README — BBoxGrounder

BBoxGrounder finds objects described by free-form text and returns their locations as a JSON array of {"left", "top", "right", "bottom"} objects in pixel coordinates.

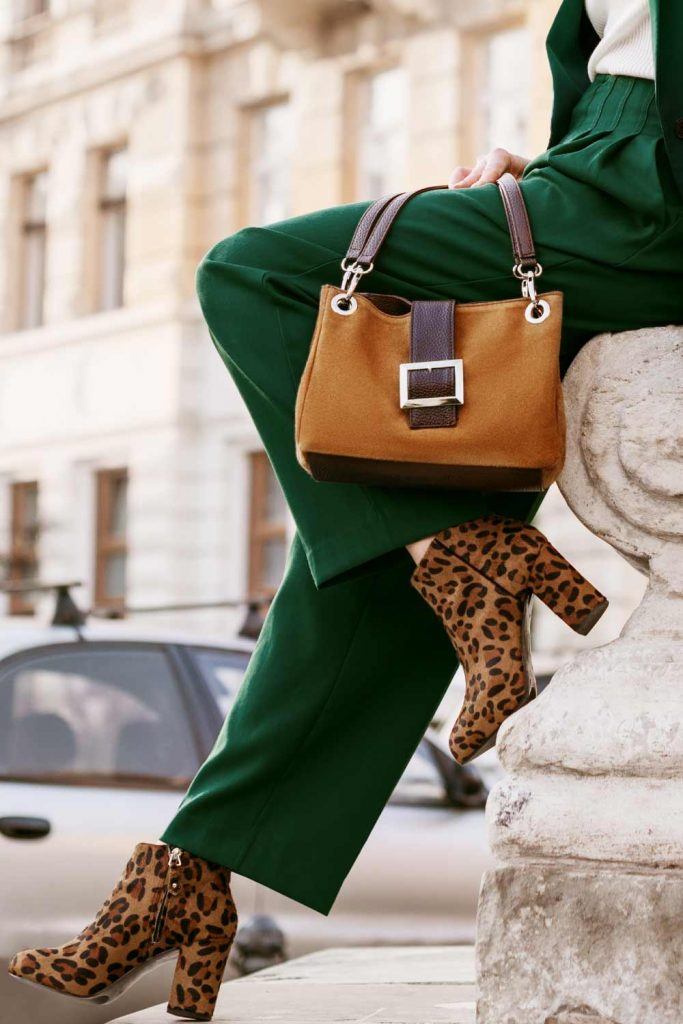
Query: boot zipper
[{"left": 152, "top": 847, "right": 182, "bottom": 943}]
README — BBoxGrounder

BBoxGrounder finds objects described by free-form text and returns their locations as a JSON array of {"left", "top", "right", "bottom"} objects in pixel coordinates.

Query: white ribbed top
[{"left": 585, "top": 0, "right": 655, "bottom": 82}]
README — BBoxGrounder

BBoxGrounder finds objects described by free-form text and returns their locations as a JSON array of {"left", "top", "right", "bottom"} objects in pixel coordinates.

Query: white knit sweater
[{"left": 585, "top": 0, "right": 654, "bottom": 81}]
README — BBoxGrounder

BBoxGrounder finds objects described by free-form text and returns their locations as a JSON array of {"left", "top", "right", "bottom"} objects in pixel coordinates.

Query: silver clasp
[
  {"left": 399, "top": 359, "right": 464, "bottom": 410},
  {"left": 513, "top": 261, "right": 550, "bottom": 324},
  {"left": 331, "top": 258, "right": 374, "bottom": 315}
]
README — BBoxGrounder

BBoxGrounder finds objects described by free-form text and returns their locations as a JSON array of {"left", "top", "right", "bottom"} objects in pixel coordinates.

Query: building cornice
[
  {"left": 0, "top": 0, "right": 277, "bottom": 124},
  {"left": 0, "top": 0, "right": 457, "bottom": 122},
  {"left": 0, "top": 300, "right": 204, "bottom": 360},
  {"left": 0, "top": 31, "right": 208, "bottom": 124}
]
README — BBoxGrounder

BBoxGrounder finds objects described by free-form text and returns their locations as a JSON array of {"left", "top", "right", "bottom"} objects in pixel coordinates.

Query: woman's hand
[{"left": 449, "top": 148, "right": 530, "bottom": 189}]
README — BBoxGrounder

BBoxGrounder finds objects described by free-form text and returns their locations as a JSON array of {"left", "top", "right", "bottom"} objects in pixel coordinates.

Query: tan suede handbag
[{"left": 295, "top": 174, "right": 565, "bottom": 491}]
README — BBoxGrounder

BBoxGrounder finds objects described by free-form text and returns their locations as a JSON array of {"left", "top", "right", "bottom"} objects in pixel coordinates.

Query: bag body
[
  {"left": 296, "top": 286, "right": 564, "bottom": 491},
  {"left": 295, "top": 174, "right": 566, "bottom": 492}
]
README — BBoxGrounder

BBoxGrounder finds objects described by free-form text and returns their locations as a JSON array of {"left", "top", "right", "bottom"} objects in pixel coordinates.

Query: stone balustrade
[{"left": 476, "top": 326, "right": 683, "bottom": 1024}]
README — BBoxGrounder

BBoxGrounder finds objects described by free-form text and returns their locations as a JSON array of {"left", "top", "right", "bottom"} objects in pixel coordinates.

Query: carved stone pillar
[{"left": 476, "top": 327, "right": 683, "bottom": 1024}]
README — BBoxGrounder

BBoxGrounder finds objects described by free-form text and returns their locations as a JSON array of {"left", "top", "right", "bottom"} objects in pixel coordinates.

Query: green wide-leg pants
[{"left": 162, "top": 76, "right": 683, "bottom": 913}]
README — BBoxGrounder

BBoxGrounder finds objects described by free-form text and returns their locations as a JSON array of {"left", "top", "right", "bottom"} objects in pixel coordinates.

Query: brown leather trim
[
  {"left": 306, "top": 453, "right": 545, "bottom": 491},
  {"left": 346, "top": 192, "right": 402, "bottom": 262},
  {"left": 496, "top": 173, "right": 536, "bottom": 266},
  {"left": 343, "top": 176, "right": 538, "bottom": 286},
  {"left": 348, "top": 186, "right": 446, "bottom": 266},
  {"left": 408, "top": 300, "right": 458, "bottom": 430}
]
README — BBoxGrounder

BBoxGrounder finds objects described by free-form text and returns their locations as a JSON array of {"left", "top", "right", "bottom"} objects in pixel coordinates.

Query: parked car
[{"left": 0, "top": 614, "right": 493, "bottom": 1024}]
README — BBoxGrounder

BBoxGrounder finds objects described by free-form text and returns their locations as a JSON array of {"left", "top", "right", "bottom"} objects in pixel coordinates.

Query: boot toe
[{"left": 8, "top": 948, "right": 42, "bottom": 979}]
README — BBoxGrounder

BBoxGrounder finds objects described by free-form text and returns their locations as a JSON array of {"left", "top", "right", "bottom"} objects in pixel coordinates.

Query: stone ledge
[
  {"left": 477, "top": 865, "right": 683, "bottom": 1024},
  {"left": 108, "top": 946, "right": 476, "bottom": 1024}
]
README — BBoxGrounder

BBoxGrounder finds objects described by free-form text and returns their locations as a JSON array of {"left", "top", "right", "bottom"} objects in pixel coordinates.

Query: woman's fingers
[
  {"left": 449, "top": 149, "right": 531, "bottom": 189},
  {"left": 507, "top": 153, "right": 530, "bottom": 179},
  {"left": 473, "top": 148, "right": 513, "bottom": 186},
  {"left": 449, "top": 156, "right": 487, "bottom": 190},
  {"left": 448, "top": 165, "right": 472, "bottom": 188}
]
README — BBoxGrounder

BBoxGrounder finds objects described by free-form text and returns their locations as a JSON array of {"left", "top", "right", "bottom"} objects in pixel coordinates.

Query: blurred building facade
[{"left": 0, "top": 0, "right": 644, "bottom": 649}]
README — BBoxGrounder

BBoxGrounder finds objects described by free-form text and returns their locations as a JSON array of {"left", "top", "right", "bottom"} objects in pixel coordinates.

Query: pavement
[{"left": 108, "top": 945, "right": 477, "bottom": 1024}]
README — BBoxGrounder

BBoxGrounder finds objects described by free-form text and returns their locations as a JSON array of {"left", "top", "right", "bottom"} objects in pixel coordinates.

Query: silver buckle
[{"left": 399, "top": 359, "right": 464, "bottom": 410}]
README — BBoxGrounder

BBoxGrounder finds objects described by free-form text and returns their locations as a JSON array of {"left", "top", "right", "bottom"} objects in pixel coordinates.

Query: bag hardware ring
[{"left": 331, "top": 259, "right": 374, "bottom": 315}]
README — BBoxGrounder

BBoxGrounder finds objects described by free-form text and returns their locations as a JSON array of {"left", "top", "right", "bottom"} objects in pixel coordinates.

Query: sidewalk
[{"left": 108, "top": 946, "right": 477, "bottom": 1024}]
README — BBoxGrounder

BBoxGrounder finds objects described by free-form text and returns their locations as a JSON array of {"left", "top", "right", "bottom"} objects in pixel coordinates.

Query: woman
[{"left": 10, "top": 1, "right": 683, "bottom": 1020}]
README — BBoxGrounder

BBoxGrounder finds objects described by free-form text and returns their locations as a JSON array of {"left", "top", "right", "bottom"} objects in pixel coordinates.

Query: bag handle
[
  {"left": 333, "top": 173, "right": 548, "bottom": 324},
  {"left": 345, "top": 191, "right": 403, "bottom": 262},
  {"left": 497, "top": 172, "right": 538, "bottom": 269},
  {"left": 345, "top": 185, "right": 446, "bottom": 265}
]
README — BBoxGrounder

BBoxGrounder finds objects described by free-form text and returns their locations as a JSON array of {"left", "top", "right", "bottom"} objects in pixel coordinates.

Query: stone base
[{"left": 476, "top": 865, "right": 683, "bottom": 1024}]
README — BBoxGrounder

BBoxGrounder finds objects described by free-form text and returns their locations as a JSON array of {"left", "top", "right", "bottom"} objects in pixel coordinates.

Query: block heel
[
  {"left": 529, "top": 537, "right": 608, "bottom": 635},
  {"left": 411, "top": 513, "right": 610, "bottom": 764},
  {"left": 167, "top": 944, "right": 230, "bottom": 1022},
  {"left": 9, "top": 844, "right": 237, "bottom": 1023}
]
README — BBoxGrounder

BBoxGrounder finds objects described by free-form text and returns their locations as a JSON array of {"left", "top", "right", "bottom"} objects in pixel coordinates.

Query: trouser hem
[
  {"left": 159, "top": 824, "right": 336, "bottom": 916},
  {"left": 308, "top": 489, "right": 547, "bottom": 588}
]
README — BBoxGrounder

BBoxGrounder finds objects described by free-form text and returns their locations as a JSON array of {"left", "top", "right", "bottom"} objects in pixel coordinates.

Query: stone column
[{"left": 476, "top": 327, "right": 683, "bottom": 1024}]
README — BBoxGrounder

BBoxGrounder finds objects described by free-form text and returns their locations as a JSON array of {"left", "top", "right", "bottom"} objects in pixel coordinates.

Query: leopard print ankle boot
[
  {"left": 9, "top": 843, "right": 237, "bottom": 1022},
  {"left": 411, "top": 513, "right": 608, "bottom": 765}
]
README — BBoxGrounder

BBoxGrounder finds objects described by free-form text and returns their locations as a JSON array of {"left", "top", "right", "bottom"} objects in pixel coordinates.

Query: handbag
[{"left": 295, "top": 173, "right": 565, "bottom": 491}]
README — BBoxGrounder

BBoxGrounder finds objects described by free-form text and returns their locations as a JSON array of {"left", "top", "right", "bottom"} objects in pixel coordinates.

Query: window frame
[
  {"left": 240, "top": 96, "right": 294, "bottom": 226},
  {"left": 182, "top": 644, "right": 250, "bottom": 724},
  {"left": 95, "top": 144, "right": 128, "bottom": 312},
  {"left": 17, "top": 169, "right": 48, "bottom": 330},
  {"left": 247, "top": 451, "right": 288, "bottom": 599},
  {"left": 93, "top": 467, "right": 128, "bottom": 615},
  {"left": 0, "top": 640, "right": 213, "bottom": 789},
  {"left": 13, "top": 0, "right": 49, "bottom": 24},
  {"left": 92, "top": 0, "right": 129, "bottom": 33},
  {"left": 460, "top": 17, "right": 532, "bottom": 167},
  {"left": 344, "top": 64, "right": 409, "bottom": 201},
  {"left": 8, "top": 481, "right": 39, "bottom": 617}
]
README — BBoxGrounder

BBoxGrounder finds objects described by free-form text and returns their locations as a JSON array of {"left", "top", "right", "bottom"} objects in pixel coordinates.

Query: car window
[
  {"left": 190, "top": 648, "right": 248, "bottom": 718},
  {"left": 390, "top": 740, "right": 448, "bottom": 808},
  {"left": 0, "top": 645, "right": 200, "bottom": 787}
]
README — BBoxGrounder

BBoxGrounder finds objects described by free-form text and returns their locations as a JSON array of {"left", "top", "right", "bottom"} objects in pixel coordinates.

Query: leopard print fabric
[
  {"left": 9, "top": 843, "right": 237, "bottom": 1023},
  {"left": 411, "top": 513, "right": 608, "bottom": 764},
  {"left": 164, "top": 852, "right": 237, "bottom": 1021}
]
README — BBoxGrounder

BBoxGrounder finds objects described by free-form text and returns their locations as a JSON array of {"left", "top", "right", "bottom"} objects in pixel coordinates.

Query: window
[
  {"left": 93, "top": 0, "right": 129, "bottom": 32},
  {"left": 14, "top": 0, "right": 48, "bottom": 21},
  {"left": 190, "top": 648, "right": 249, "bottom": 718},
  {"left": 8, "top": 482, "right": 39, "bottom": 616},
  {"left": 248, "top": 452, "right": 287, "bottom": 597},
  {"left": 19, "top": 170, "right": 48, "bottom": 329},
  {"left": 94, "top": 468, "right": 128, "bottom": 614},
  {"left": 477, "top": 26, "right": 531, "bottom": 157},
  {"left": 355, "top": 67, "right": 408, "bottom": 198},
  {"left": 0, "top": 645, "right": 200, "bottom": 785},
  {"left": 97, "top": 147, "right": 127, "bottom": 310},
  {"left": 247, "top": 102, "right": 293, "bottom": 225}
]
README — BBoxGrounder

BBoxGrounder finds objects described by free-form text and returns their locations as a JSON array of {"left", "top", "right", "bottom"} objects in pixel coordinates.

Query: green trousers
[{"left": 162, "top": 76, "right": 683, "bottom": 913}]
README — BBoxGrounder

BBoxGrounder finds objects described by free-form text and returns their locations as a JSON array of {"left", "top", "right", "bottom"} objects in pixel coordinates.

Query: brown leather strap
[
  {"left": 353, "top": 186, "right": 446, "bottom": 266},
  {"left": 408, "top": 301, "right": 457, "bottom": 430},
  {"left": 346, "top": 192, "right": 402, "bottom": 263},
  {"left": 496, "top": 172, "right": 537, "bottom": 267},
  {"left": 342, "top": 174, "right": 538, "bottom": 274}
]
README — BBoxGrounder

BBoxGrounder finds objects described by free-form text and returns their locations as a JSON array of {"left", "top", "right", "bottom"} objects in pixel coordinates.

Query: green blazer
[{"left": 547, "top": 0, "right": 683, "bottom": 198}]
